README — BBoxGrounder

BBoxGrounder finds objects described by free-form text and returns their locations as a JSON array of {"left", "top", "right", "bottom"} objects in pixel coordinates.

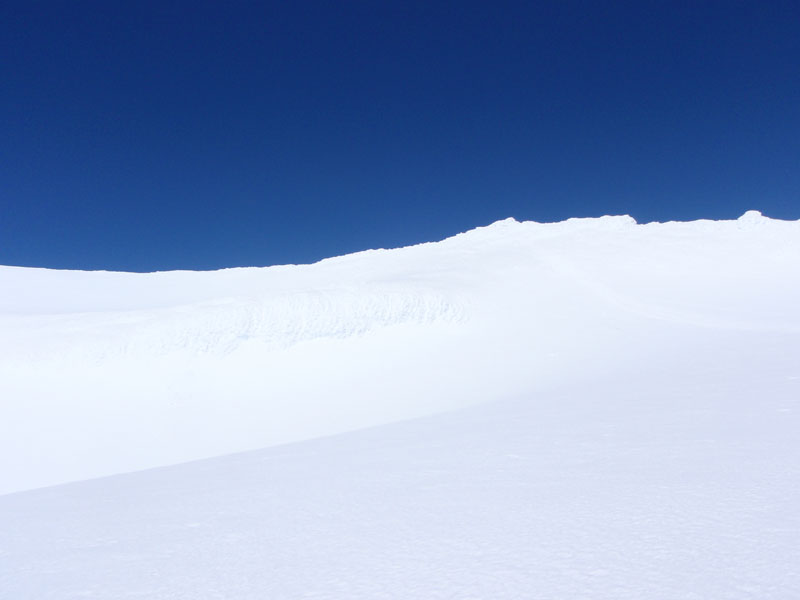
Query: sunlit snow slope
[
  {"left": 1, "top": 213, "right": 800, "bottom": 597},
  {"left": 1, "top": 212, "right": 799, "bottom": 496}
]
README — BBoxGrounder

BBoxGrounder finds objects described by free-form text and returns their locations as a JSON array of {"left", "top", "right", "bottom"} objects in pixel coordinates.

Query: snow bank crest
[{"left": 737, "top": 210, "right": 766, "bottom": 228}]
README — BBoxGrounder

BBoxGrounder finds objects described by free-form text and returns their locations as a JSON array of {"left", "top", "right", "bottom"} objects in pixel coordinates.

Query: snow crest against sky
[
  {"left": 1, "top": 212, "right": 799, "bottom": 495},
  {"left": 1, "top": 1, "right": 799, "bottom": 271}
]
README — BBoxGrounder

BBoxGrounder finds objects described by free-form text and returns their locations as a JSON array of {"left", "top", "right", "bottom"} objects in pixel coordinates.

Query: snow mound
[{"left": 739, "top": 209, "right": 764, "bottom": 221}]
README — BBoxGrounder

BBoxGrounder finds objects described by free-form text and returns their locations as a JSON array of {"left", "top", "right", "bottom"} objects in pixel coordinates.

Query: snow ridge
[{"left": 1, "top": 211, "right": 799, "bottom": 495}]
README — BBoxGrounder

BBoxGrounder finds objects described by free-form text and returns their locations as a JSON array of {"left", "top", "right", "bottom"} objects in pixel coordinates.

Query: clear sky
[{"left": 2, "top": 1, "right": 798, "bottom": 271}]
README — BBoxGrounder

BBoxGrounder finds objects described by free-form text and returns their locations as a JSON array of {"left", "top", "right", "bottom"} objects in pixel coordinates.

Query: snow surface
[{"left": 1, "top": 212, "right": 799, "bottom": 598}]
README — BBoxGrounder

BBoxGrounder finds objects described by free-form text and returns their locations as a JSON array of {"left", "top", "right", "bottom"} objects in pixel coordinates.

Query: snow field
[{"left": 1, "top": 212, "right": 799, "bottom": 598}]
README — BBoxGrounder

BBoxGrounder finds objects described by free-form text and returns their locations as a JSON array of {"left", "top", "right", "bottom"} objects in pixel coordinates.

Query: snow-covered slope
[
  {"left": 1, "top": 212, "right": 798, "bottom": 495},
  {"left": 2, "top": 331, "right": 798, "bottom": 599},
  {"left": 1, "top": 212, "right": 799, "bottom": 598}
]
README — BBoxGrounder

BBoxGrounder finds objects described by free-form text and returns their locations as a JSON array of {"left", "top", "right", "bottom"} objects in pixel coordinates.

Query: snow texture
[{"left": 1, "top": 212, "right": 799, "bottom": 598}]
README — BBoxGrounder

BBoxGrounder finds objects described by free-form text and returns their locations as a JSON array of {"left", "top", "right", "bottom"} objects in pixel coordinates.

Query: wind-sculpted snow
[{"left": 2, "top": 288, "right": 464, "bottom": 361}]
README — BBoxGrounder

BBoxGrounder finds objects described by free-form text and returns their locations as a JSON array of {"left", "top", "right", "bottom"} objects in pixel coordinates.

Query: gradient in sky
[{"left": 2, "top": 1, "right": 799, "bottom": 271}]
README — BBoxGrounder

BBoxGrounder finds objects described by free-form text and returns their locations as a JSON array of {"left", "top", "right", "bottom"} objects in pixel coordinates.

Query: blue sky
[{"left": 2, "top": 1, "right": 798, "bottom": 271}]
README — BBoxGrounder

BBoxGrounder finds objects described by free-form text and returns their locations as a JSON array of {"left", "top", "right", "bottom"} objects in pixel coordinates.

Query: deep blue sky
[{"left": 2, "top": 1, "right": 799, "bottom": 271}]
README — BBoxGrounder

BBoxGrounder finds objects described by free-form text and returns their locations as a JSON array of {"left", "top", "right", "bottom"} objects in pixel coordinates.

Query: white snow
[{"left": 1, "top": 213, "right": 799, "bottom": 598}]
